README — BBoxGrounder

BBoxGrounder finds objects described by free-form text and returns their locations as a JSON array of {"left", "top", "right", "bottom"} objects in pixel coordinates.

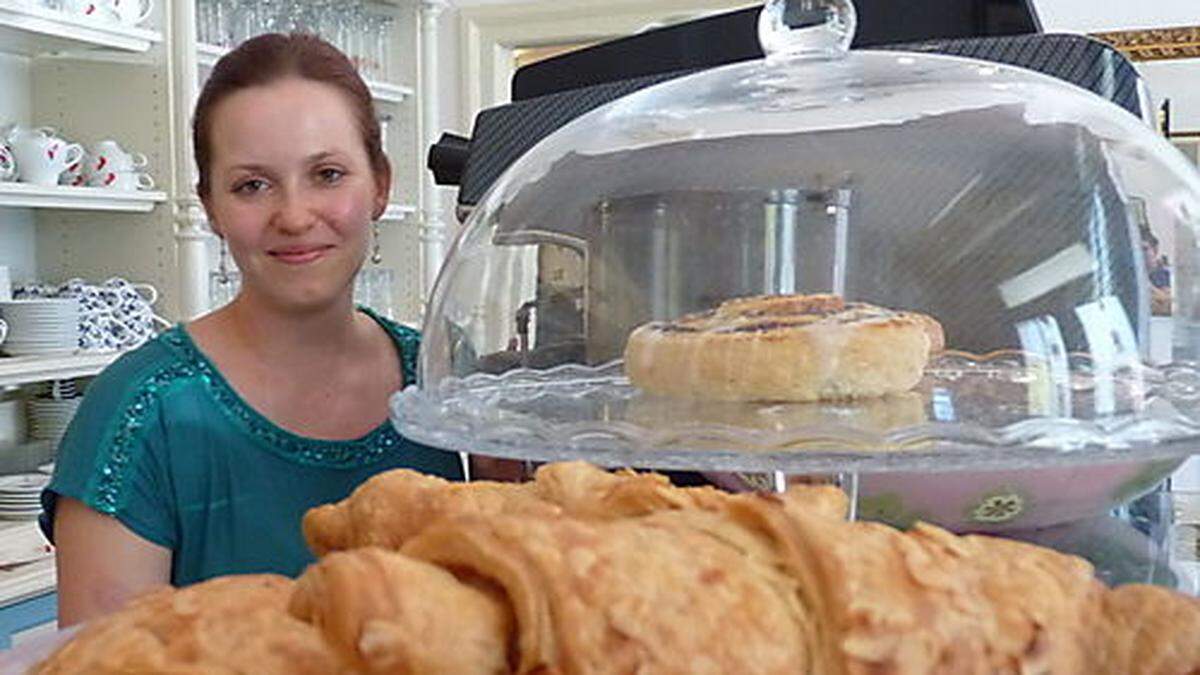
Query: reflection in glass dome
[{"left": 399, "top": 0, "right": 1200, "bottom": 474}]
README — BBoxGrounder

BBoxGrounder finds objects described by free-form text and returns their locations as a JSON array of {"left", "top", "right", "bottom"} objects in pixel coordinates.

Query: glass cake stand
[
  {"left": 393, "top": 351, "right": 1200, "bottom": 473},
  {"left": 392, "top": 355, "right": 1200, "bottom": 596}
]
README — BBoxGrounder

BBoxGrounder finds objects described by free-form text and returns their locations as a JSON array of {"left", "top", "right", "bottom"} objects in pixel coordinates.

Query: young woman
[{"left": 40, "top": 33, "right": 465, "bottom": 626}]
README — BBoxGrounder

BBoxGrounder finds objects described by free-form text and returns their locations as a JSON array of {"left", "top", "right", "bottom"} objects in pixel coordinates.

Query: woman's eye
[
  {"left": 234, "top": 179, "right": 267, "bottom": 194},
  {"left": 318, "top": 167, "right": 345, "bottom": 184}
]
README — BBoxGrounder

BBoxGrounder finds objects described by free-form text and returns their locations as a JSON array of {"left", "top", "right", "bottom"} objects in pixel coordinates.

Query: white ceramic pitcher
[{"left": 11, "top": 133, "right": 83, "bottom": 186}]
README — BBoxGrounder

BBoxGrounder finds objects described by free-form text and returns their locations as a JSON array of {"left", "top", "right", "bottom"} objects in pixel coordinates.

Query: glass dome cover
[{"left": 395, "top": 0, "right": 1200, "bottom": 473}]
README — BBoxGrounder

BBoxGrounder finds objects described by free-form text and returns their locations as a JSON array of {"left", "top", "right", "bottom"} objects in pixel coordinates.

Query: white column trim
[
  {"left": 168, "top": 0, "right": 208, "bottom": 320},
  {"left": 457, "top": 0, "right": 755, "bottom": 130},
  {"left": 419, "top": 0, "right": 452, "bottom": 318},
  {"left": 173, "top": 197, "right": 213, "bottom": 321}
]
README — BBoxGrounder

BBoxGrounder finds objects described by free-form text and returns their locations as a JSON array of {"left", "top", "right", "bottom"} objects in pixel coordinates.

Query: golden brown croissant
[
  {"left": 299, "top": 462, "right": 1200, "bottom": 675},
  {"left": 36, "top": 462, "right": 1200, "bottom": 675},
  {"left": 32, "top": 575, "right": 352, "bottom": 674},
  {"left": 303, "top": 460, "right": 782, "bottom": 557},
  {"left": 1086, "top": 583, "right": 1200, "bottom": 674},
  {"left": 302, "top": 468, "right": 560, "bottom": 557},
  {"left": 289, "top": 547, "right": 512, "bottom": 675},
  {"left": 398, "top": 510, "right": 814, "bottom": 674}
]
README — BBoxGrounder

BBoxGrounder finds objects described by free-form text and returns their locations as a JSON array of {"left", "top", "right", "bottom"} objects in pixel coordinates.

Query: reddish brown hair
[{"left": 192, "top": 33, "right": 388, "bottom": 198}]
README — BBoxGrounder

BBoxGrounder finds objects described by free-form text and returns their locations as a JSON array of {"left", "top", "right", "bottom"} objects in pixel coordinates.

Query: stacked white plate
[
  {"left": 27, "top": 398, "right": 81, "bottom": 446},
  {"left": 0, "top": 399, "right": 24, "bottom": 449},
  {"left": 0, "top": 473, "right": 49, "bottom": 520},
  {"left": 0, "top": 298, "right": 81, "bottom": 356}
]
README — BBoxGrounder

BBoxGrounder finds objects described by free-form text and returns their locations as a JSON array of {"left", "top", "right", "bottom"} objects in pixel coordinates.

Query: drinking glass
[
  {"left": 195, "top": 0, "right": 212, "bottom": 44},
  {"left": 212, "top": 0, "right": 233, "bottom": 48},
  {"left": 311, "top": 0, "right": 339, "bottom": 43},
  {"left": 344, "top": 1, "right": 367, "bottom": 74},
  {"left": 377, "top": 14, "right": 395, "bottom": 82},
  {"left": 208, "top": 270, "right": 241, "bottom": 309},
  {"left": 272, "top": 0, "right": 306, "bottom": 34},
  {"left": 370, "top": 267, "right": 395, "bottom": 319},
  {"left": 378, "top": 112, "right": 393, "bottom": 153},
  {"left": 362, "top": 12, "right": 384, "bottom": 81},
  {"left": 228, "top": 0, "right": 259, "bottom": 45},
  {"left": 354, "top": 267, "right": 395, "bottom": 318}
]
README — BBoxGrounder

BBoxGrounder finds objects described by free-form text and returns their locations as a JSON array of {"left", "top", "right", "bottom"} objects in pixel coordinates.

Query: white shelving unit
[
  {"left": 181, "top": 8, "right": 427, "bottom": 322},
  {"left": 1, "top": 2, "right": 431, "bottom": 326},
  {"left": 0, "top": 1, "right": 429, "bottom": 321},
  {"left": 0, "top": 352, "right": 122, "bottom": 389},
  {"left": 192, "top": 40, "right": 223, "bottom": 66},
  {"left": 368, "top": 80, "right": 415, "bottom": 104},
  {"left": 195, "top": 42, "right": 415, "bottom": 104},
  {"left": 382, "top": 202, "right": 418, "bottom": 221},
  {"left": 0, "top": 0, "right": 432, "bottom": 623},
  {"left": 0, "top": 183, "right": 166, "bottom": 212},
  {"left": 0, "top": 0, "right": 161, "bottom": 55},
  {"left": 0, "top": 524, "right": 54, "bottom": 608}
]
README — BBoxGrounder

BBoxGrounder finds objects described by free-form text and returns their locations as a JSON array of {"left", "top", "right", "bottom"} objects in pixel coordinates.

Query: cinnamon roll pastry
[{"left": 624, "top": 293, "right": 944, "bottom": 401}]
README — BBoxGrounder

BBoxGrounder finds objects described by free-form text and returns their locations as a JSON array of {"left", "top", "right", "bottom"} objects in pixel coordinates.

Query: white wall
[
  {"left": 431, "top": 0, "right": 751, "bottom": 227},
  {"left": 1032, "top": 0, "right": 1199, "bottom": 33},
  {"left": 1140, "top": 60, "right": 1200, "bottom": 134},
  {"left": 1031, "top": 0, "right": 1200, "bottom": 133}
]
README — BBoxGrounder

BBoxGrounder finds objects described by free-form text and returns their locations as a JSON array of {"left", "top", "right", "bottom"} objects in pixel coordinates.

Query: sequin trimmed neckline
[{"left": 157, "top": 314, "right": 408, "bottom": 469}]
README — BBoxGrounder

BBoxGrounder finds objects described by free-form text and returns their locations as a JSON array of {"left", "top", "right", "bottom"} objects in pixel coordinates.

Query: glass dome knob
[{"left": 757, "top": 0, "right": 857, "bottom": 59}]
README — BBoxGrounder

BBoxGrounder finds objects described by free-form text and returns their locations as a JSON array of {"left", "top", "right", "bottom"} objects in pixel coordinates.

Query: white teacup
[
  {"left": 129, "top": 281, "right": 158, "bottom": 306},
  {"left": 90, "top": 169, "right": 154, "bottom": 191},
  {"left": 3, "top": 124, "right": 55, "bottom": 146},
  {"left": 11, "top": 134, "right": 83, "bottom": 186},
  {"left": 61, "top": 153, "right": 88, "bottom": 186},
  {"left": 90, "top": 139, "right": 127, "bottom": 157},
  {"left": 0, "top": 145, "right": 15, "bottom": 182},
  {"left": 109, "top": 0, "right": 152, "bottom": 26},
  {"left": 89, "top": 141, "right": 148, "bottom": 173},
  {"left": 62, "top": 0, "right": 119, "bottom": 22}
]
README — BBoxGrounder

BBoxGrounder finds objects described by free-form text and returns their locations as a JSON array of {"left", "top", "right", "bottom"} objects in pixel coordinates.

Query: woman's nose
[{"left": 270, "top": 192, "right": 316, "bottom": 234}]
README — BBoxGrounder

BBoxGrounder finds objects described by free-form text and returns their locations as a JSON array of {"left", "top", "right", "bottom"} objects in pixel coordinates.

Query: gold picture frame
[
  {"left": 1090, "top": 25, "right": 1200, "bottom": 138},
  {"left": 1090, "top": 25, "right": 1200, "bottom": 62}
]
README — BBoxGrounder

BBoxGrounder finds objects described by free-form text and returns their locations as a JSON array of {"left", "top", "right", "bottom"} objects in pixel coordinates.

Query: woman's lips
[{"left": 268, "top": 245, "right": 333, "bottom": 265}]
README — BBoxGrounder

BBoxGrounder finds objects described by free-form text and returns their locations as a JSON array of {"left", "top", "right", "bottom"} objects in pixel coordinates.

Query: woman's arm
[
  {"left": 53, "top": 497, "right": 172, "bottom": 627},
  {"left": 468, "top": 455, "right": 530, "bottom": 483}
]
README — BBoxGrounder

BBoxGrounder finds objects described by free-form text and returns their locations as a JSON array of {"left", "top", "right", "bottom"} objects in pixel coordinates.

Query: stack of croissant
[{"left": 34, "top": 462, "right": 1200, "bottom": 674}]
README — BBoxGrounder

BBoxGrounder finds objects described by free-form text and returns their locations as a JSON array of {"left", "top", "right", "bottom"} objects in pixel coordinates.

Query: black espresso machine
[{"left": 427, "top": 0, "right": 1155, "bottom": 375}]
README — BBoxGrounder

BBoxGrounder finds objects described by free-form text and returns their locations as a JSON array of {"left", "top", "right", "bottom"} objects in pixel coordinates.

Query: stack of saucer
[
  {"left": 0, "top": 473, "right": 49, "bottom": 520},
  {"left": 27, "top": 397, "right": 81, "bottom": 446},
  {"left": 0, "top": 299, "right": 80, "bottom": 356},
  {"left": 0, "top": 398, "right": 23, "bottom": 449}
]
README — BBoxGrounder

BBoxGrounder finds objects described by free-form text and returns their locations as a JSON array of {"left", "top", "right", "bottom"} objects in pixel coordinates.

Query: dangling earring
[
  {"left": 370, "top": 220, "right": 383, "bottom": 265},
  {"left": 217, "top": 237, "right": 230, "bottom": 284}
]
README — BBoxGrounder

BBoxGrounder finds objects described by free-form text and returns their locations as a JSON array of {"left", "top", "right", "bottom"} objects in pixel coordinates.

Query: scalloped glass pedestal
[
  {"left": 393, "top": 351, "right": 1200, "bottom": 531},
  {"left": 394, "top": 351, "right": 1200, "bottom": 474}
]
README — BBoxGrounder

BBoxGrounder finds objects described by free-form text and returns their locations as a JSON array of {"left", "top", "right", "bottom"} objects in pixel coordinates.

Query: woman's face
[{"left": 202, "top": 77, "right": 388, "bottom": 312}]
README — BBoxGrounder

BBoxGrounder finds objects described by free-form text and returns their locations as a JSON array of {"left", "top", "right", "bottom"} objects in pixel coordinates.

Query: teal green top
[{"left": 39, "top": 310, "right": 463, "bottom": 586}]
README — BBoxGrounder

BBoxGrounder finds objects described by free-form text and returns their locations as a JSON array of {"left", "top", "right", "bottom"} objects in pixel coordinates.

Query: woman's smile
[{"left": 267, "top": 244, "right": 335, "bottom": 265}]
